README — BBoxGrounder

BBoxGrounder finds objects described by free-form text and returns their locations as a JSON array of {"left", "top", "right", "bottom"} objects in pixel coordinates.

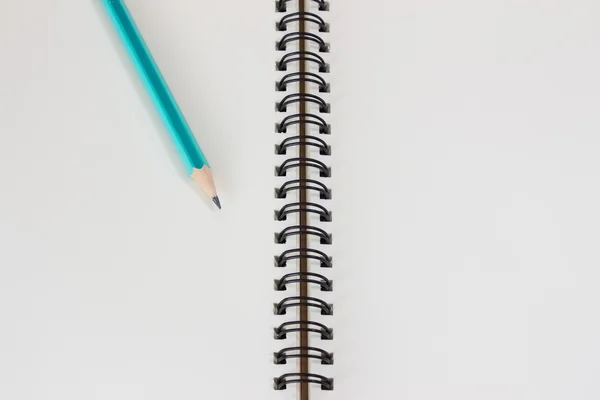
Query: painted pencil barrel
[{"left": 101, "top": 0, "right": 209, "bottom": 174}]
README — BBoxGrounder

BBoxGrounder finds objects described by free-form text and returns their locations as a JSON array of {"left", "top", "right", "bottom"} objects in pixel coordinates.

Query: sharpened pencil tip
[{"left": 212, "top": 196, "right": 222, "bottom": 210}]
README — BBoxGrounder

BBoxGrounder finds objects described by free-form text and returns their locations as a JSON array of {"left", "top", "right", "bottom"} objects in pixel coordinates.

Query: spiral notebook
[{"left": 2, "top": 0, "right": 600, "bottom": 399}]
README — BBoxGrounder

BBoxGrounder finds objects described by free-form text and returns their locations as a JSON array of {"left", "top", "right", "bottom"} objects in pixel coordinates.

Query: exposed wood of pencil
[
  {"left": 191, "top": 166, "right": 220, "bottom": 208},
  {"left": 298, "top": 0, "right": 309, "bottom": 398}
]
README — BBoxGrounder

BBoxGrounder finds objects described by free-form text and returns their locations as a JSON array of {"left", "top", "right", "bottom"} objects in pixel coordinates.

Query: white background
[
  {"left": 327, "top": 0, "right": 600, "bottom": 399},
  {"left": 0, "top": 1, "right": 280, "bottom": 399},
  {"left": 2, "top": 0, "right": 600, "bottom": 399}
]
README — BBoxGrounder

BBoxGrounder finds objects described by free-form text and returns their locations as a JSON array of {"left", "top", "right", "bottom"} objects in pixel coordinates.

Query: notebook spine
[{"left": 274, "top": 0, "right": 333, "bottom": 395}]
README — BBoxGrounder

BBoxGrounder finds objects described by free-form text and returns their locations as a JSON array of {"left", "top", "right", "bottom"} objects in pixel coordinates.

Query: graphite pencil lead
[{"left": 212, "top": 196, "right": 222, "bottom": 210}]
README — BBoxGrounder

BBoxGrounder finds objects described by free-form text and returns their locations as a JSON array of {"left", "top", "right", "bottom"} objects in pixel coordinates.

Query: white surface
[
  {"left": 0, "top": 1, "right": 280, "bottom": 399},
  {"left": 2, "top": 0, "right": 600, "bottom": 399},
  {"left": 321, "top": 0, "right": 600, "bottom": 399}
]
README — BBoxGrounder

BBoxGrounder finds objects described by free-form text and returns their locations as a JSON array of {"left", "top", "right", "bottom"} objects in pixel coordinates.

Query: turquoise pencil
[{"left": 100, "top": 0, "right": 221, "bottom": 209}]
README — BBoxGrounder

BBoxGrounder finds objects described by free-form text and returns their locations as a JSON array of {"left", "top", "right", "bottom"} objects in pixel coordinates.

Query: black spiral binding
[{"left": 274, "top": 0, "right": 333, "bottom": 394}]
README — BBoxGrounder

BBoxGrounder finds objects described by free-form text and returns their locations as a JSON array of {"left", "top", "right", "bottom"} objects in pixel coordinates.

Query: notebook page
[
  {"left": 0, "top": 1, "right": 279, "bottom": 399},
  {"left": 320, "top": 1, "right": 600, "bottom": 399}
]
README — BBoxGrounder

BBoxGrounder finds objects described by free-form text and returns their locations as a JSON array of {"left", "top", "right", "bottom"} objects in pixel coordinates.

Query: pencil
[{"left": 100, "top": 0, "right": 221, "bottom": 209}]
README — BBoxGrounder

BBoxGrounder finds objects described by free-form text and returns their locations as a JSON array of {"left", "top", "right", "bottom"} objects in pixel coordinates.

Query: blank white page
[
  {"left": 322, "top": 0, "right": 600, "bottom": 399},
  {"left": 0, "top": 1, "right": 279, "bottom": 399}
]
